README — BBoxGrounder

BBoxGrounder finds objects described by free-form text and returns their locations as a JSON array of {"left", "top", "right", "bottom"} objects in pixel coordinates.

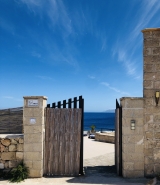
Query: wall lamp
[
  {"left": 130, "top": 120, "right": 136, "bottom": 130},
  {"left": 155, "top": 91, "right": 160, "bottom": 106}
]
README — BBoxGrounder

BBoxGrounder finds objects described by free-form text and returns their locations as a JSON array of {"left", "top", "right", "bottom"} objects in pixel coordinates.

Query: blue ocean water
[{"left": 84, "top": 112, "right": 115, "bottom": 131}]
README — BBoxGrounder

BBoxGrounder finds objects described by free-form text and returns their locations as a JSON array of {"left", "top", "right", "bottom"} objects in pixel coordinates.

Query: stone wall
[
  {"left": 0, "top": 135, "right": 23, "bottom": 170},
  {"left": 95, "top": 132, "right": 115, "bottom": 143},
  {"left": 142, "top": 28, "right": 160, "bottom": 177},
  {"left": 120, "top": 98, "right": 144, "bottom": 178}
]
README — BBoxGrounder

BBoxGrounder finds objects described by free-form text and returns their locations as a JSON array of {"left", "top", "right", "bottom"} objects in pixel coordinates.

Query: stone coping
[
  {"left": 120, "top": 97, "right": 143, "bottom": 100},
  {"left": 141, "top": 28, "right": 160, "bottom": 32},
  {"left": 0, "top": 134, "right": 23, "bottom": 139},
  {"left": 23, "top": 96, "right": 47, "bottom": 100}
]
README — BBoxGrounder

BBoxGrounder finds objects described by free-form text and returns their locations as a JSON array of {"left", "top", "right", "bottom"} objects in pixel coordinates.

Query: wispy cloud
[
  {"left": 32, "top": 51, "right": 41, "bottom": 58},
  {"left": 112, "top": 0, "right": 160, "bottom": 79},
  {"left": 88, "top": 75, "right": 95, "bottom": 79},
  {"left": 2, "top": 96, "right": 22, "bottom": 101},
  {"left": 101, "top": 82, "right": 130, "bottom": 96}
]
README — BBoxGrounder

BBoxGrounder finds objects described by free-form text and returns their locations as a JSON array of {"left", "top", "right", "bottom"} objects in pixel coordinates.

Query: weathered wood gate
[
  {"left": 115, "top": 99, "right": 122, "bottom": 176},
  {"left": 44, "top": 96, "right": 84, "bottom": 176}
]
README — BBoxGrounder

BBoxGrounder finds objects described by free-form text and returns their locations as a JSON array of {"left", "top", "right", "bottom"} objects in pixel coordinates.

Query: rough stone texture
[
  {"left": 9, "top": 144, "right": 17, "bottom": 152},
  {"left": 0, "top": 137, "right": 24, "bottom": 170},
  {"left": 143, "top": 29, "right": 160, "bottom": 177},
  {"left": 1, "top": 139, "right": 11, "bottom": 146},
  {"left": 120, "top": 98, "right": 144, "bottom": 178}
]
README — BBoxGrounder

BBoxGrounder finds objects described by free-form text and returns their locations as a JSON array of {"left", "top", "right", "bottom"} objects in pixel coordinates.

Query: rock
[
  {"left": 10, "top": 139, "right": 17, "bottom": 144},
  {"left": 1, "top": 139, "right": 11, "bottom": 146},
  {"left": 0, "top": 144, "right": 5, "bottom": 152},
  {"left": 9, "top": 144, "right": 17, "bottom": 152},
  {"left": 4, "top": 146, "right": 9, "bottom": 152},
  {"left": 16, "top": 152, "right": 23, "bottom": 160},
  {"left": 9, "top": 160, "right": 19, "bottom": 168},
  {"left": 17, "top": 144, "right": 23, "bottom": 151},
  {"left": 19, "top": 138, "right": 24, "bottom": 144},
  {"left": 1, "top": 152, "right": 16, "bottom": 160}
]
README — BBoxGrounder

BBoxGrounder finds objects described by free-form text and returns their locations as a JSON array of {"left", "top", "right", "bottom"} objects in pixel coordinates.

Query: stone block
[
  {"left": 123, "top": 153, "right": 143, "bottom": 162},
  {"left": 144, "top": 64, "right": 155, "bottom": 72},
  {"left": 29, "top": 169, "right": 43, "bottom": 178},
  {"left": 122, "top": 109, "right": 143, "bottom": 118},
  {"left": 9, "top": 161, "right": 19, "bottom": 168},
  {"left": 120, "top": 98, "right": 143, "bottom": 108},
  {"left": 154, "top": 114, "right": 160, "bottom": 122},
  {"left": 156, "top": 142, "right": 160, "bottom": 148},
  {"left": 146, "top": 115, "right": 153, "bottom": 124},
  {"left": 1, "top": 139, "right": 11, "bottom": 146},
  {"left": 16, "top": 152, "right": 23, "bottom": 160},
  {"left": 19, "top": 138, "right": 24, "bottom": 144},
  {"left": 145, "top": 131, "right": 153, "bottom": 139},
  {"left": 144, "top": 72, "right": 156, "bottom": 81},
  {"left": 144, "top": 89, "right": 155, "bottom": 98},
  {"left": 4, "top": 146, "right": 9, "bottom": 152},
  {"left": 144, "top": 98, "right": 154, "bottom": 106},
  {"left": 122, "top": 144, "right": 135, "bottom": 153},
  {"left": 145, "top": 156, "right": 154, "bottom": 165},
  {"left": 17, "top": 144, "right": 23, "bottom": 151},
  {"left": 24, "top": 143, "right": 42, "bottom": 152},
  {"left": 135, "top": 145, "right": 144, "bottom": 153},
  {"left": 144, "top": 148, "right": 153, "bottom": 156},
  {"left": 134, "top": 162, "right": 144, "bottom": 170},
  {"left": 24, "top": 152, "right": 42, "bottom": 161},
  {"left": 144, "top": 56, "right": 154, "bottom": 64},
  {"left": 153, "top": 31, "right": 160, "bottom": 38},
  {"left": 144, "top": 31, "right": 153, "bottom": 39},
  {"left": 123, "top": 162, "right": 134, "bottom": 170},
  {"left": 154, "top": 149, "right": 160, "bottom": 162},
  {"left": 10, "top": 139, "right": 17, "bottom": 144},
  {"left": 155, "top": 64, "right": 160, "bottom": 71},
  {"left": 0, "top": 144, "right": 5, "bottom": 152},
  {"left": 32, "top": 161, "right": 43, "bottom": 170},
  {"left": 144, "top": 81, "right": 153, "bottom": 89},
  {"left": 25, "top": 161, "right": 32, "bottom": 168},
  {"left": 145, "top": 140, "right": 156, "bottom": 149},
  {"left": 153, "top": 48, "right": 160, "bottom": 55},
  {"left": 154, "top": 81, "right": 160, "bottom": 89},
  {"left": 9, "top": 144, "right": 17, "bottom": 152},
  {"left": 24, "top": 125, "right": 43, "bottom": 134},
  {"left": 24, "top": 133, "right": 42, "bottom": 143},
  {"left": 144, "top": 48, "right": 152, "bottom": 56},
  {"left": 1, "top": 152, "right": 16, "bottom": 160},
  {"left": 23, "top": 108, "right": 44, "bottom": 117},
  {"left": 123, "top": 135, "right": 144, "bottom": 144},
  {"left": 155, "top": 132, "right": 160, "bottom": 139}
]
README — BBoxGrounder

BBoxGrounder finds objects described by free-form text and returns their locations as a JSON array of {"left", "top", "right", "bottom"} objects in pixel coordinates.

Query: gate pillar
[{"left": 23, "top": 96, "right": 47, "bottom": 177}]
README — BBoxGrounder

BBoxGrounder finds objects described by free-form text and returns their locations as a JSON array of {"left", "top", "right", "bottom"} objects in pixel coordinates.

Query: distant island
[{"left": 105, "top": 109, "right": 115, "bottom": 113}]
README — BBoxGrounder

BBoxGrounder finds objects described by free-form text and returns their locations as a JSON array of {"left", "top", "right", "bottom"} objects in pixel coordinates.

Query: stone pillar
[
  {"left": 120, "top": 98, "right": 144, "bottom": 178},
  {"left": 23, "top": 96, "right": 47, "bottom": 177},
  {"left": 142, "top": 28, "right": 160, "bottom": 177}
]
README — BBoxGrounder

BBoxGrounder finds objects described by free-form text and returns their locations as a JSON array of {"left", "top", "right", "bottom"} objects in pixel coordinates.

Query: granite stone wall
[
  {"left": 0, "top": 136, "right": 23, "bottom": 170},
  {"left": 142, "top": 28, "right": 160, "bottom": 177}
]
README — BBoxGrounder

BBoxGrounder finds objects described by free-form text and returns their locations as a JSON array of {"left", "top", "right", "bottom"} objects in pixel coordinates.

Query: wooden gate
[
  {"left": 115, "top": 99, "right": 122, "bottom": 176},
  {"left": 44, "top": 96, "right": 84, "bottom": 176}
]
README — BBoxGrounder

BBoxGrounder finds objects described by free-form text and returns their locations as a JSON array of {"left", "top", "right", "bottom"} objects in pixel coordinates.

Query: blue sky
[{"left": 0, "top": 0, "right": 160, "bottom": 111}]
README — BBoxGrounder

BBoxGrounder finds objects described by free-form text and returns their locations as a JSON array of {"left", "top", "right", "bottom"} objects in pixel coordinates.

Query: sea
[{"left": 84, "top": 112, "right": 115, "bottom": 132}]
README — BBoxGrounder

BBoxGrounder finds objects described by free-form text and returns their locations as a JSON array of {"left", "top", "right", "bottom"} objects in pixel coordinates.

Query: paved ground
[{"left": 0, "top": 136, "right": 151, "bottom": 185}]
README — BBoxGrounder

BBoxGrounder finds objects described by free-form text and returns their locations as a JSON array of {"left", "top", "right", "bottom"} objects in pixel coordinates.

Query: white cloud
[
  {"left": 101, "top": 82, "right": 130, "bottom": 96},
  {"left": 32, "top": 51, "right": 41, "bottom": 58}
]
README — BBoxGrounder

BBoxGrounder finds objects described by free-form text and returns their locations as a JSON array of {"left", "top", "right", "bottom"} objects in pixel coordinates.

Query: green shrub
[{"left": 9, "top": 162, "right": 29, "bottom": 183}]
